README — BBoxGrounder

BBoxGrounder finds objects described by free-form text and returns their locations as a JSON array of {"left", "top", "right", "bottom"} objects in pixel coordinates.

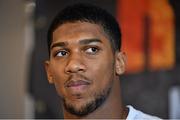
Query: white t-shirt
[{"left": 126, "top": 105, "right": 161, "bottom": 120}]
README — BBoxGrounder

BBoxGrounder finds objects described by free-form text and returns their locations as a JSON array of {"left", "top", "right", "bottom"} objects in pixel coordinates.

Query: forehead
[{"left": 52, "top": 22, "right": 110, "bottom": 44}]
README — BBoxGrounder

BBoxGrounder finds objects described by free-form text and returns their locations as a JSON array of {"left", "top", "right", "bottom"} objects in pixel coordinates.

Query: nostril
[
  {"left": 65, "top": 60, "right": 86, "bottom": 74},
  {"left": 65, "top": 66, "right": 85, "bottom": 73}
]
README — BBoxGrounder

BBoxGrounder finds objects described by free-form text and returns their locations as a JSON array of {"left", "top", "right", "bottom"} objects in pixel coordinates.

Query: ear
[
  {"left": 44, "top": 61, "right": 54, "bottom": 84},
  {"left": 115, "top": 52, "right": 127, "bottom": 75}
]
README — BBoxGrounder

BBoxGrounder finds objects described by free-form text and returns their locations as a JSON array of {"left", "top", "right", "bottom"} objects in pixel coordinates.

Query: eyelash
[
  {"left": 53, "top": 46, "right": 101, "bottom": 57},
  {"left": 54, "top": 49, "right": 69, "bottom": 57},
  {"left": 84, "top": 46, "right": 100, "bottom": 54}
]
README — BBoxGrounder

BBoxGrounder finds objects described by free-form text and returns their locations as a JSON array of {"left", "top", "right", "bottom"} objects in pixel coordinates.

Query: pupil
[
  {"left": 62, "top": 51, "right": 66, "bottom": 55},
  {"left": 92, "top": 48, "right": 96, "bottom": 52}
]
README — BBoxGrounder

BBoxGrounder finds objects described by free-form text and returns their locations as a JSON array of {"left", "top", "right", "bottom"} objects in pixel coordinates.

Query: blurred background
[{"left": 0, "top": 0, "right": 180, "bottom": 119}]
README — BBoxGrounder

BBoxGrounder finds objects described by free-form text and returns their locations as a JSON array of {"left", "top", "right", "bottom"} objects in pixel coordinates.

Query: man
[{"left": 45, "top": 3, "right": 160, "bottom": 119}]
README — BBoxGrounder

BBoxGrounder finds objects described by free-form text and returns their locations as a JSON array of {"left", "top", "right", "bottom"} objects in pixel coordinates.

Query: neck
[{"left": 63, "top": 77, "right": 128, "bottom": 119}]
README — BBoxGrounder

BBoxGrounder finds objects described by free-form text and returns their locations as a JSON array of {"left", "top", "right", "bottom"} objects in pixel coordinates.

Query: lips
[
  {"left": 65, "top": 78, "right": 92, "bottom": 94},
  {"left": 66, "top": 80, "right": 91, "bottom": 87}
]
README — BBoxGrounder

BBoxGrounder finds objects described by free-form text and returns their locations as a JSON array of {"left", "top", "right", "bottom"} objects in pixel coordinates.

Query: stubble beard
[{"left": 62, "top": 80, "right": 113, "bottom": 117}]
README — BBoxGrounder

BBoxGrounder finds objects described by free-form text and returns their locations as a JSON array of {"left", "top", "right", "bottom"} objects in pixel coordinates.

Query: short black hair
[{"left": 47, "top": 3, "right": 121, "bottom": 55}]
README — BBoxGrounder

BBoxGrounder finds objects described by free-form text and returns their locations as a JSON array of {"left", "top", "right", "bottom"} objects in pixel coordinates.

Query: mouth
[
  {"left": 65, "top": 79, "right": 91, "bottom": 94},
  {"left": 66, "top": 80, "right": 90, "bottom": 87}
]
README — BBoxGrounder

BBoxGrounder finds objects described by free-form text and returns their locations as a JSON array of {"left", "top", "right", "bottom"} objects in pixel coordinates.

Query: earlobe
[
  {"left": 115, "top": 52, "right": 126, "bottom": 75},
  {"left": 44, "top": 61, "right": 54, "bottom": 84}
]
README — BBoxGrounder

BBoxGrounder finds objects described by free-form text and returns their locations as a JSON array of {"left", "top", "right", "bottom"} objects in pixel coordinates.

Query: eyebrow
[
  {"left": 51, "top": 42, "right": 67, "bottom": 49},
  {"left": 79, "top": 38, "right": 102, "bottom": 45},
  {"left": 50, "top": 38, "right": 102, "bottom": 49}
]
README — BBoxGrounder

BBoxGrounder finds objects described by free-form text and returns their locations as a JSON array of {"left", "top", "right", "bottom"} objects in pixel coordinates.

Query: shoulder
[{"left": 126, "top": 105, "right": 161, "bottom": 120}]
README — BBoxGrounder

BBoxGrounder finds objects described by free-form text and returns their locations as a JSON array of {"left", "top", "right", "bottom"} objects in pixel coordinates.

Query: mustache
[{"left": 64, "top": 74, "right": 92, "bottom": 87}]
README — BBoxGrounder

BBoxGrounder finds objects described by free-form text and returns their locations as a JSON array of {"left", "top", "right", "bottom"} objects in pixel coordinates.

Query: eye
[
  {"left": 85, "top": 47, "right": 99, "bottom": 54},
  {"left": 56, "top": 50, "right": 68, "bottom": 57}
]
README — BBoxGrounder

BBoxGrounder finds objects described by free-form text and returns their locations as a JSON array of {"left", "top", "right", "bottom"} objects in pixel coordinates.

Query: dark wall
[{"left": 29, "top": 0, "right": 180, "bottom": 118}]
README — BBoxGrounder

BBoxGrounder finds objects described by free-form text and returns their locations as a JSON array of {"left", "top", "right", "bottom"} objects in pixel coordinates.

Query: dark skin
[{"left": 45, "top": 21, "right": 128, "bottom": 119}]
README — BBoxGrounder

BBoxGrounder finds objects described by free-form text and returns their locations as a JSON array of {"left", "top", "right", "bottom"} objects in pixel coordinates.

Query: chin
[
  {"left": 66, "top": 95, "right": 94, "bottom": 107},
  {"left": 64, "top": 90, "right": 110, "bottom": 117},
  {"left": 63, "top": 96, "right": 96, "bottom": 116}
]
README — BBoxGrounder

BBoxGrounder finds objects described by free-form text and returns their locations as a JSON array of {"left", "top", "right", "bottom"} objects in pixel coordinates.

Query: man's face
[{"left": 45, "top": 22, "right": 119, "bottom": 116}]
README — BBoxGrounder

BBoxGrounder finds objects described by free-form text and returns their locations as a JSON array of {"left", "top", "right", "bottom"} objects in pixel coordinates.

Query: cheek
[
  {"left": 89, "top": 57, "right": 114, "bottom": 90},
  {"left": 53, "top": 81, "right": 63, "bottom": 97},
  {"left": 51, "top": 64, "right": 67, "bottom": 97}
]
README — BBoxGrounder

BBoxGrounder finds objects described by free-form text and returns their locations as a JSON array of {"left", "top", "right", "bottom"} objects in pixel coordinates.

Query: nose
[{"left": 65, "top": 53, "right": 86, "bottom": 74}]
